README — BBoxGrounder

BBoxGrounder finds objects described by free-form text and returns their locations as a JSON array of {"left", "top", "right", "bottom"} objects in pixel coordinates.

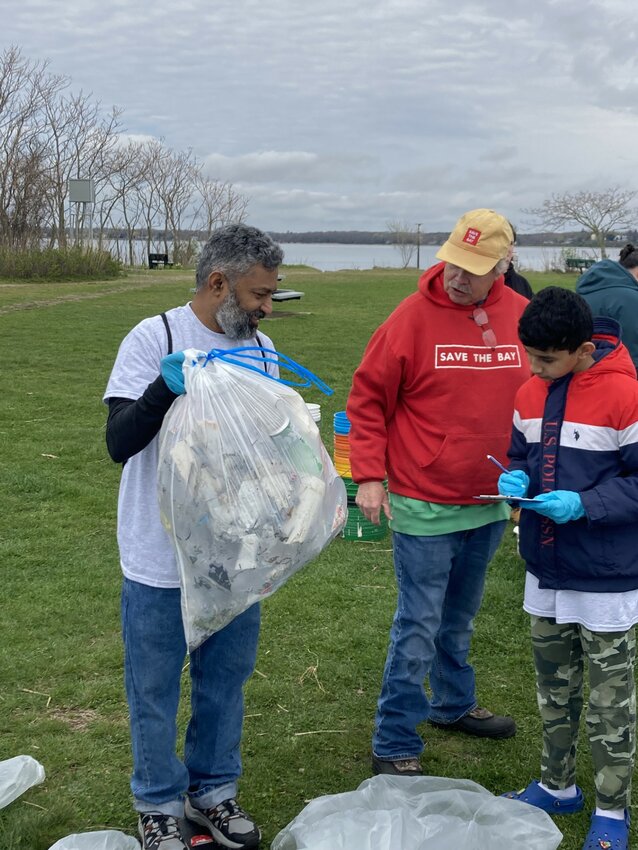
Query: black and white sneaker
[
  {"left": 138, "top": 813, "right": 188, "bottom": 850},
  {"left": 184, "top": 797, "right": 260, "bottom": 849}
]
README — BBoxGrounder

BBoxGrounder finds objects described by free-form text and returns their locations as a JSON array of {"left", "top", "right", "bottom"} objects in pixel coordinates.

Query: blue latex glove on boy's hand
[
  {"left": 521, "top": 490, "right": 585, "bottom": 524},
  {"left": 498, "top": 470, "right": 530, "bottom": 498}
]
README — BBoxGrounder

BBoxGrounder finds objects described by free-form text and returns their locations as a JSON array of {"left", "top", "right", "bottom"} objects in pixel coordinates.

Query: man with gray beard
[{"left": 104, "top": 223, "right": 283, "bottom": 850}]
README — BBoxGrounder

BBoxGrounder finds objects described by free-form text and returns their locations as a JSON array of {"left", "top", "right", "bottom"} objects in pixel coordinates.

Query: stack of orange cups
[{"left": 333, "top": 411, "right": 352, "bottom": 478}]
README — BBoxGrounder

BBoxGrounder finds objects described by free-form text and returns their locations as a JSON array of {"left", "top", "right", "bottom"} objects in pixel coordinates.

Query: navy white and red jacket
[
  {"left": 509, "top": 318, "right": 638, "bottom": 592},
  {"left": 347, "top": 262, "right": 529, "bottom": 502}
]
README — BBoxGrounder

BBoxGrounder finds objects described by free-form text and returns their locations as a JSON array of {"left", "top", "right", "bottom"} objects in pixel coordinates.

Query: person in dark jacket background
[
  {"left": 576, "top": 243, "right": 638, "bottom": 371},
  {"left": 503, "top": 225, "right": 534, "bottom": 300},
  {"left": 504, "top": 262, "right": 533, "bottom": 300},
  {"left": 498, "top": 287, "right": 638, "bottom": 850}
]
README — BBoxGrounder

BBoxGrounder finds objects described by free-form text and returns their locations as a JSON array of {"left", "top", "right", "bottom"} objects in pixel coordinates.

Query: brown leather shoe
[
  {"left": 429, "top": 706, "right": 516, "bottom": 739},
  {"left": 371, "top": 754, "right": 423, "bottom": 776}
]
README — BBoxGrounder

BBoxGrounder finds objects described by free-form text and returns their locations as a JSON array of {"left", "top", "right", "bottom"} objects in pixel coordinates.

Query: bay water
[{"left": 107, "top": 238, "right": 618, "bottom": 273}]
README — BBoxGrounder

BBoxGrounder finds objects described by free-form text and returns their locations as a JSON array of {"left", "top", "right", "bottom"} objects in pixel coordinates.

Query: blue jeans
[
  {"left": 121, "top": 578, "right": 261, "bottom": 816},
  {"left": 372, "top": 522, "right": 506, "bottom": 759}
]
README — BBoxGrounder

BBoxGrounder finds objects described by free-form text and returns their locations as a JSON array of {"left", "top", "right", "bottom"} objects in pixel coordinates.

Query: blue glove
[
  {"left": 521, "top": 490, "right": 585, "bottom": 524},
  {"left": 160, "top": 351, "right": 186, "bottom": 394},
  {"left": 161, "top": 350, "right": 208, "bottom": 394},
  {"left": 498, "top": 470, "right": 530, "bottom": 498}
]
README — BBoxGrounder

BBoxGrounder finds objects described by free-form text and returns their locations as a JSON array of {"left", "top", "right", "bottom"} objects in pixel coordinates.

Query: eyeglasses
[{"left": 472, "top": 307, "right": 497, "bottom": 348}]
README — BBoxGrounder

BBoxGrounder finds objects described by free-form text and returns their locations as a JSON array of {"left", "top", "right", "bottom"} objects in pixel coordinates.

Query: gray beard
[{"left": 216, "top": 291, "right": 260, "bottom": 340}]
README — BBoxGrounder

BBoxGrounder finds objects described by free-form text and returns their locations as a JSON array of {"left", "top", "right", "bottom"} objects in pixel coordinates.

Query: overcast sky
[{"left": 2, "top": 0, "right": 637, "bottom": 232}]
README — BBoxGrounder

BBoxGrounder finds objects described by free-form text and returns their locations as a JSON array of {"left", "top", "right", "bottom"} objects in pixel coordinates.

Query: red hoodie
[{"left": 347, "top": 262, "right": 530, "bottom": 503}]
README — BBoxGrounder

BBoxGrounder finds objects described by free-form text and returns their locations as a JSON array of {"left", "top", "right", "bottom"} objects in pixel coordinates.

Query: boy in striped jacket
[{"left": 498, "top": 287, "right": 638, "bottom": 850}]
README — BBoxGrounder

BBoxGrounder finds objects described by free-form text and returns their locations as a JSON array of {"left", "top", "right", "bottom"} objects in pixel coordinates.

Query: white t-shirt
[
  {"left": 103, "top": 303, "right": 278, "bottom": 588},
  {"left": 524, "top": 572, "right": 638, "bottom": 632}
]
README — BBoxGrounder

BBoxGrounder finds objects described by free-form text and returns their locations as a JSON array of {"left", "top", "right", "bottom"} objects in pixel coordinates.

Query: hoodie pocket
[{"left": 418, "top": 433, "right": 511, "bottom": 499}]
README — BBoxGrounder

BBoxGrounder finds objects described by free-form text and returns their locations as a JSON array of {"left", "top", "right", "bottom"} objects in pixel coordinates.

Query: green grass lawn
[{"left": 0, "top": 267, "right": 606, "bottom": 849}]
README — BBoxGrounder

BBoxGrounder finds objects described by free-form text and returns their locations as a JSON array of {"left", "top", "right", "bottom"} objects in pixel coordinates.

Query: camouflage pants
[{"left": 531, "top": 615, "right": 636, "bottom": 810}]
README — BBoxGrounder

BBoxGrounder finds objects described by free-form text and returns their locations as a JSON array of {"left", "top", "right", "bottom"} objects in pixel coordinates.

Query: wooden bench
[
  {"left": 565, "top": 257, "right": 596, "bottom": 273},
  {"left": 148, "top": 253, "right": 174, "bottom": 269}
]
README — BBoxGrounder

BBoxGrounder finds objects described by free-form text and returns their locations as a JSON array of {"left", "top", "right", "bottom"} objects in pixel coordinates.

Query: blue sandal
[
  {"left": 581, "top": 810, "right": 629, "bottom": 850},
  {"left": 501, "top": 779, "right": 584, "bottom": 814}
]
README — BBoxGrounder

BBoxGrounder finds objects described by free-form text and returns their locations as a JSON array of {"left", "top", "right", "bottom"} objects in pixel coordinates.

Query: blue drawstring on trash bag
[{"left": 204, "top": 346, "right": 334, "bottom": 395}]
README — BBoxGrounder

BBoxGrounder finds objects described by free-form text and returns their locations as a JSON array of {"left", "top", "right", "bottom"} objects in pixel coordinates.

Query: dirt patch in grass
[{"left": 48, "top": 707, "right": 99, "bottom": 731}]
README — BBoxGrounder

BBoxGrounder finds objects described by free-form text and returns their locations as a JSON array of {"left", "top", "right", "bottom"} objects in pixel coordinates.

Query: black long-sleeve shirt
[{"left": 106, "top": 375, "right": 177, "bottom": 463}]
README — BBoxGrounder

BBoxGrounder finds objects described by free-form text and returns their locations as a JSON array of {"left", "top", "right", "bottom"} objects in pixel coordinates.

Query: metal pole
[{"left": 416, "top": 223, "right": 421, "bottom": 268}]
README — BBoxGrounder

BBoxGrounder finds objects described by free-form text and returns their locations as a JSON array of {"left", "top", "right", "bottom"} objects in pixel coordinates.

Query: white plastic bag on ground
[
  {"left": 158, "top": 350, "right": 347, "bottom": 650},
  {"left": 271, "top": 775, "right": 562, "bottom": 850},
  {"left": 0, "top": 755, "right": 45, "bottom": 809},
  {"left": 48, "top": 832, "right": 139, "bottom": 850}
]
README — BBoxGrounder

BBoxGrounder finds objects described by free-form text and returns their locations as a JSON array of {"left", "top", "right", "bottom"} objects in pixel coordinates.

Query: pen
[{"left": 486, "top": 454, "right": 509, "bottom": 475}]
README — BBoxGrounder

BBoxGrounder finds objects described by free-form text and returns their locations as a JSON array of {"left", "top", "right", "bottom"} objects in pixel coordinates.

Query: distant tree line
[
  {"left": 268, "top": 230, "right": 391, "bottom": 245},
  {"left": 0, "top": 46, "right": 247, "bottom": 265},
  {"left": 267, "top": 229, "right": 631, "bottom": 248}
]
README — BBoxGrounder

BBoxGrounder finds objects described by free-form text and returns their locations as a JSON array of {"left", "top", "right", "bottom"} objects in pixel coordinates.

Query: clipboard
[{"left": 473, "top": 495, "right": 541, "bottom": 503}]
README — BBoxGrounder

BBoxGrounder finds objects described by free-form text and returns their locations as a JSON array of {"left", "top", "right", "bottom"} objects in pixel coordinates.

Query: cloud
[
  {"left": 202, "top": 150, "right": 376, "bottom": 186},
  {"left": 3, "top": 0, "right": 638, "bottom": 230}
]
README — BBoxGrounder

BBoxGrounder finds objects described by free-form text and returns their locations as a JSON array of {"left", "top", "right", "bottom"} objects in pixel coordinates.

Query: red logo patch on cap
[{"left": 462, "top": 228, "right": 481, "bottom": 245}]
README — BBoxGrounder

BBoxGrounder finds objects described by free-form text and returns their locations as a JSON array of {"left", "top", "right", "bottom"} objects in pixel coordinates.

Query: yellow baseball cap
[{"left": 436, "top": 209, "right": 514, "bottom": 275}]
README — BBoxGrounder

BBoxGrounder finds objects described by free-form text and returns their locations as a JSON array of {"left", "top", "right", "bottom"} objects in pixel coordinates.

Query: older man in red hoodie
[{"left": 347, "top": 209, "right": 530, "bottom": 777}]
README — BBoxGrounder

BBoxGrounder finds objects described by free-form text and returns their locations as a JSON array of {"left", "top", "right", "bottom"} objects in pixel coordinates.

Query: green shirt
[{"left": 389, "top": 492, "right": 510, "bottom": 536}]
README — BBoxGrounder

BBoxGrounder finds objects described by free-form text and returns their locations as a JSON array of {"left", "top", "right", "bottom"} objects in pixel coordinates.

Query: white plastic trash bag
[
  {"left": 0, "top": 755, "right": 45, "bottom": 809},
  {"left": 271, "top": 775, "right": 563, "bottom": 850},
  {"left": 48, "top": 831, "right": 140, "bottom": 850},
  {"left": 158, "top": 349, "right": 347, "bottom": 650}
]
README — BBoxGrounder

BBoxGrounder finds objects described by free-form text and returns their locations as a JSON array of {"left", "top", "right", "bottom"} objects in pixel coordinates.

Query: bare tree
[
  {"left": 97, "top": 139, "right": 149, "bottom": 263},
  {"left": 0, "top": 46, "right": 251, "bottom": 264},
  {"left": 42, "top": 88, "right": 122, "bottom": 247},
  {"left": 154, "top": 147, "right": 199, "bottom": 264},
  {"left": 134, "top": 139, "right": 164, "bottom": 258},
  {"left": 525, "top": 188, "right": 637, "bottom": 258},
  {"left": 105, "top": 143, "right": 250, "bottom": 266},
  {"left": 0, "top": 46, "right": 66, "bottom": 247},
  {"left": 192, "top": 173, "right": 249, "bottom": 236},
  {"left": 387, "top": 220, "right": 416, "bottom": 268}
]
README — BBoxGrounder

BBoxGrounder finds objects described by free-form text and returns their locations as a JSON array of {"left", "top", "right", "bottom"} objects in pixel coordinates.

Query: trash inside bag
[
  {"left": 271, "top": 775, "right": 563, "bottom": 850},
  {"left": 158, "top": 349, "right": 347, "bottom": 650},
  {"left": 47, "top": 831, "right": 140, "bottom": 850},
  {"left": 0, "top": 755, "right": 45, "bottom": 809}
]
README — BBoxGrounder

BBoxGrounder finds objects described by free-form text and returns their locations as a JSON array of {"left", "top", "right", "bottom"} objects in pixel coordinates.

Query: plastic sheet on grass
[
  {"left": 271, "top": 775, "right": 563, "bottom": 850},
  {"left": 47, "top": 831, "right": 140, "bottom": 850},
  {"left": 0, "top": 755, "right": 45, "bottom": 809}
]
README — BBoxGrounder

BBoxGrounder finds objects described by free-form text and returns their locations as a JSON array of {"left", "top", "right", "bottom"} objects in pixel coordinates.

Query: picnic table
[
  {"left": 272, "top": 288, "right": 304, "bottom": 301},
  {"left": 273, "top": 274, "right": 303, "bottom": 301},
  {"left": 565, "top": 257, "right": 596, "bottom": 273}
]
